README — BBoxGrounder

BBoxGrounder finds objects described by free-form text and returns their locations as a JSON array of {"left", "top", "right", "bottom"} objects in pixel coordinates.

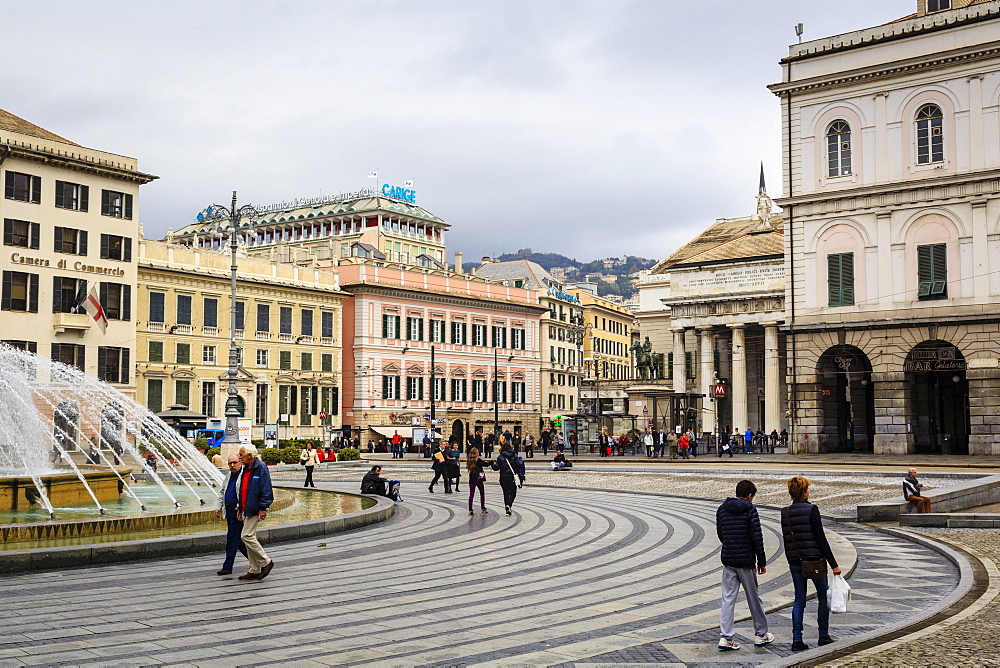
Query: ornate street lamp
[{"left": 201, "top": 192, "right": 260, "bottom": 459}]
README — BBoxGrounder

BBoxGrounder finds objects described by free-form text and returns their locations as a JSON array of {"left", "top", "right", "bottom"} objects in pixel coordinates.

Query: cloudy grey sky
[{"left": 2, "top": 0, "right": 912, "bottom": 263}]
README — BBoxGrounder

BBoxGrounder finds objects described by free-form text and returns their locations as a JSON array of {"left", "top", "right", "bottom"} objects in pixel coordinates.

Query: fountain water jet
[{"left": 0, "top": 344, "right": 224, "bottom": 518}]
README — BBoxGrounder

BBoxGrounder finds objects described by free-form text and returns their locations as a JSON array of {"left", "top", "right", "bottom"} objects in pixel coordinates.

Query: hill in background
[{"left": 495, "top": 249, "right": 657, "bottom": 300}]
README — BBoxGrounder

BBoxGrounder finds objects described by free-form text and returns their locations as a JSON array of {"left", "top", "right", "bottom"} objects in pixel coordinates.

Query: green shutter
[
  {"left": 841, "top": 253, "right": 855, "bottom": 306},
  {"left": 828, "top": 254, "right": 841, "bottom": 307}
]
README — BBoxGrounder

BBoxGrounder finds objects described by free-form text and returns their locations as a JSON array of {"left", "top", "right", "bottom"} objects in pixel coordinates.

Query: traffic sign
[
  {"left": 319, "top": 411, "right": 328, "bottom": 419},
  {"left": 713, "top": 383, "right": 727, "bottom": 397}
]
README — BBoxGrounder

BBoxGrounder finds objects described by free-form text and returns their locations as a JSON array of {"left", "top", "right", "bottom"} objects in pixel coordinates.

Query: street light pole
[
  {"left": 430, "top": 345, "right": 436, "bottom": 446},
  {"left": 204, "top": 191, "right": 260, "bottom": 461},
  {"left": 493, "top": 347, "right": 499, "bottom": 437}
]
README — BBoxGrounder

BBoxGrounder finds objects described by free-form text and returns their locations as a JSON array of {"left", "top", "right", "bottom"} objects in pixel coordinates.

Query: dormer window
[{"left": 927, "top": 0, "right": 950, "bottom": 12}]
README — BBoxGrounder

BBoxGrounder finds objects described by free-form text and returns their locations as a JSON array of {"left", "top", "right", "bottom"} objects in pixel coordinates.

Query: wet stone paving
[{"left": 0, "top": 483, "right": 959, "bottom": 666}]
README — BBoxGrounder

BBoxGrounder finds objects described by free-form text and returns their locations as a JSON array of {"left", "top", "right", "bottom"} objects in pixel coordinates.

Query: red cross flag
[{"left": 82, "top": 286, "right": 108, "bottom": 334}]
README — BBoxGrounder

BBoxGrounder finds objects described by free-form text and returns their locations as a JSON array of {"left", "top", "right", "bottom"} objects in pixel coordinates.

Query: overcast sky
[{"left": 2, "top": 0, "right": 912, "bottom": 263}]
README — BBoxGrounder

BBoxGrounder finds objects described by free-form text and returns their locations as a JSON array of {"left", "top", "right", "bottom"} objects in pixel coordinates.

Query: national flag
[
  {"left": 403, "top": 179, "right": 414, "bottom": 187},
  {"left": 367, "top": 170, "right": 378, "bottom": 179},
  {"left": 82, "top": 286, "right": 108, "bottom": 334}
]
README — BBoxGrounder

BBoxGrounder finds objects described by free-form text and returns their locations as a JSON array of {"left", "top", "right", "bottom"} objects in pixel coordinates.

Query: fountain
[{"left": 0, "top": 343, "right": 224, "bottom": 525}]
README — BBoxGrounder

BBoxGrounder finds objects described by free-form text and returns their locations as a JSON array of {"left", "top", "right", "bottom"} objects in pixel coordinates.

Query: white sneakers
[
  {"left": 719, "top": 633, "right": 774, "bottom": 651},
  {"left": 718, "top": 638, "right": 740, "bottom": 651}
]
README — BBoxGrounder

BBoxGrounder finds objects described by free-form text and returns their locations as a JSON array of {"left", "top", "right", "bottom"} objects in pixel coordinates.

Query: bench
[{"left": 856, "top": 474, "right": 1000, "bottom": 522}]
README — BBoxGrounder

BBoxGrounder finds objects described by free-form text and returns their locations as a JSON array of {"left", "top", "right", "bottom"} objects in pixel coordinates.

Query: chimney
[{"left": 454, "top": 251, "right": 464, "bottom": 274}]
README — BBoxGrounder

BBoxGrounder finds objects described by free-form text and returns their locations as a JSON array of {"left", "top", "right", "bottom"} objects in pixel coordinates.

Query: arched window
[
  {"left": 826, "top": 121, "right": 852, "bottom": 177},
  {"left": 916, "top": 104, "right": 944, "bottom": 165}
]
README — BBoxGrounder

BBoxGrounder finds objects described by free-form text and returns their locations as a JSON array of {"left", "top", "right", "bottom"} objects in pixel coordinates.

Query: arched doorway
[
  {"left": 816, "top": 345, "right": 874, "bottom": 452},
  {"left": 450, "top": 419, "right": 464, "bottom": 447},
  {"left": 905, "top": 340, "right": 969, "bottom": 454}
]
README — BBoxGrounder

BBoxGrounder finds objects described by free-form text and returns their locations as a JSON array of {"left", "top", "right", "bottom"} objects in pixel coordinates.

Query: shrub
[
  {"left": 259, "top": 448, "right": 282, "bottom": 465},
  {"left": 337, "top": 447, "right": 360, "bottom": 461},
  {"left": 205, "top": 447, "right": 221, "bottom": 461},
  {"left": 193, "top": 437, "right": 210, "bottom": 451}
]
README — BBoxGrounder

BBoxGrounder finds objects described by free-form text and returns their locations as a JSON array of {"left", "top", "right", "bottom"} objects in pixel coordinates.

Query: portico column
[
  {"left": 699, "top": 327, "right": 715, "bottom": 435},
  {"left": 729, "top": 324, "right": 748, "bottom": 433},
  {"left": 672, "top": 329, "right": 686, "bottom": 394},
  {"left": 764, "top": 323, "right": 781, "bottom": 432}
]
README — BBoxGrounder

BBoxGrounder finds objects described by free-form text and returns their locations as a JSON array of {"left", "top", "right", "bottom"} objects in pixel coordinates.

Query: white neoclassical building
[{"left": 770, "top": 0, "right": 1000, "bottom": 455}]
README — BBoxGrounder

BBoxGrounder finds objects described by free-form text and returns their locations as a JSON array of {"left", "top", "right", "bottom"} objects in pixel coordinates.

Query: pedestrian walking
[
  {"left": 716, "top": 480, "right": 773, "bottom": 651},
  {"left": 689, "top": 430, "right": 699, "bottom": 458},
  {"left": 569, "top": 430, "right": 579, "bottom": 456},
  {"left": 523, "top": 432, "right": 534, "bottom": 458},
  {"left": 903, "top": 468, "right": 932, "bottom": 513},
  {"left": 214, "top": 454, "right": 248, "bottom": 576},
  {"left": 540, "top": 429, "right": 551, "bottom": 456},
  {"left": 429, "top": 442, "right": 450, "bottom": 493},
  {"left": 598, "top": 428, "right": 609, "bottom": 457},
  {"left": 300, "top": 442, "right": 320, "bottom": 488},
  {"left": 235, "top": 445, "right": 275, "bottom": 581},
  {"left": 491, "top": 442, "right": 525, "bottom": 516},
  {"left": 391, "top": 430, "right": 403, "bottom": 458},
  {"left": 466, "top": 448, "right": 493, "bottom": 515},
  {"left": 445, "top": 441, "right": 461, "bottom": 492},
  {"left": 781, "top": 476, "right": 841, "bottom": 651}
]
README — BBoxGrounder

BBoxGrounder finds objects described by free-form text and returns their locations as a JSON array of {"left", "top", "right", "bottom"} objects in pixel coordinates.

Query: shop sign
[
  {"left": 904, "top": 346, "right": 966, "bottom": 372},
  {"left": 546, "top": 288, "right": 579, "bottom": 303},
  {"left": 10, "top": 253, "right": 126, "bottom": 277},
  {"left": 235, "top": 188, "right": 378, "bottom": 215},
  {"left": 389, "top": 412, "right": 417, "bottom": 425},
  {"left": 381, "top": 183, "right": 417, "bottom": 203}
]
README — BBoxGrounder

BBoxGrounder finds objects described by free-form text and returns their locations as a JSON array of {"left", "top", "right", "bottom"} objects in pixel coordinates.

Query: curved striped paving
[{"left": 0, "top": 483, "right": 957, "bottom": 667}]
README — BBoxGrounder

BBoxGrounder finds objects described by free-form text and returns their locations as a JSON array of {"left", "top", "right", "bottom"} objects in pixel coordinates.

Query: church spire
[
  {"left": 755, "top": 162, "right": 773, "bottom": 231},
  {"left": 758, "top": 161, "right": 766, "bottom": 195}
]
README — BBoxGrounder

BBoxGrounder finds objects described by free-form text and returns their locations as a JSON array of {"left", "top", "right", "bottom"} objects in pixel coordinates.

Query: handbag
[{"left": 784, "top": 507, "right": 828, "bottom": 579}]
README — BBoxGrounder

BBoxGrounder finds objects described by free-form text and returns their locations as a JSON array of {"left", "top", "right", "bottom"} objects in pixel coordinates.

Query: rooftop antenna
[{"left": 795, "top": 23, "right": 804, "bottom": 43}]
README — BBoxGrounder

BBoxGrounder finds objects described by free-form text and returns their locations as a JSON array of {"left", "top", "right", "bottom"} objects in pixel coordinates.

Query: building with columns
[{"left": 770, "top": 0, "right": 1000, "bottom": 455}]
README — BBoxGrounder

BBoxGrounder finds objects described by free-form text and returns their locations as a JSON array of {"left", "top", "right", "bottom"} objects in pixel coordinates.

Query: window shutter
[
  {"left": 55, "top": 183, "right": 64, "bottom": 209},
  {"left": 917, "top": 244, "right": 933, "bottom": 297},
  {"left": 124, "top": 237, "right": 132, "bottom": 262},
  {"left": 30, "top": 222, "right": 39, "bottom": 250},
  {"left": 120, "top": 348, "right": 130, "bottom": 384},
  {"left": 31, "top": 176, "right": 40, "bottom": 204},
  {"left": 418, "top": 318, "right": 424, "bottom": 341},
  {"left": 1, "top": 272, "right": 10, "bottom": 310},
  {"left": 395, "top": 315, "right": 401, "bottom": 339},
  {"left": 3, "top": 172, "right": 13, "bottom": 199},
  {"left": 101, "top": 234, "right": 110, "bottom": 259},
  {"left": 79, "top": 230, "right": 88, "bottom": 256},
  {"left": 97, "top": 347, "right": 108, "bottom": 381},
  {"left": 124, "top": 194, "right": 133, "bottom": 219},
  {"left": 101, "top": 189, "right": 110, "bottom": 215},
  {"left": 827, "top": 254, "right": 842, "bottom": 307},
  {"left": 80, "top": 185, "right": 89, "bottom": 212},
  {"left": 2, "top": 220, "right": 10, "bottom": 246},
  {"left": 53, "top": 227, "right": 63, "bottom": 253},
  {"left": 52, "top": 276, "right": 63, "bottom": 313},
  {"left": 100, "top": 283, "right": 109, "bottom": 314},
  {"left": 383, "top": 314, "right": 389, "bottom": 339},
  {"left": 842, "top": 253, "right": 855, "bottom": 305},
  {"left": 289, "top": 386, "right": 298, "bottom": 414},
  {"left": 123, "top": 285, "right": 132, "bottom": 321},
  {"left": 28, "top": 274, "right": 38, "bottom": 313},
  {"left": 382, "top": 376, "right": 389, "bottom": 399}
]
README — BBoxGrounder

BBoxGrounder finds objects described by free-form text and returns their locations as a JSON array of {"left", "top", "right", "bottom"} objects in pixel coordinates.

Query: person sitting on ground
[
  {"left": 86, "top": 445, "right": 101, "bottom": 465},
  {"left": 361, "top": 465, "right": 401, "bottom": 502},
  {"left": 903, "top": 467, "right": 932, "bottom": 513},
  {"left": 551, "top": 452, "right": 573, "bottom": 471}
]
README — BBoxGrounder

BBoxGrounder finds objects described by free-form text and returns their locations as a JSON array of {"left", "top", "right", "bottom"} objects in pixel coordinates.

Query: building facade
[
  {"left": 336, "top": 260, "right": 546, "bottom": 446},
  {"left": 770, "top": 0, "right": 1000, "bottom": 454},
  {"left": 1, "top": 109, "right": 156, "bottom": 393},
  {"left": 135, "top": 240, "right": 346, "bottom": 440}
]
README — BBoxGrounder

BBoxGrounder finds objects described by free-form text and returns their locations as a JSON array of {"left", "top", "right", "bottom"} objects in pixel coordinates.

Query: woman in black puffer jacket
[{"left": 781, "top": 476, "right": 842, "bottom": 652}]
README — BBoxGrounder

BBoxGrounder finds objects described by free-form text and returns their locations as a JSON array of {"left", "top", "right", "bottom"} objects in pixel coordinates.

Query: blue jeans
[
  {"left": 223, "top": 511, "right": 248, "bottom": 570},
  {"left": 789, "top": 561, "right": 829, "bottom": 642}
]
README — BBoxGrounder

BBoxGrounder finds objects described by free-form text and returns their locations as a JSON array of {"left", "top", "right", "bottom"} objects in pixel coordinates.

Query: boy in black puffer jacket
[{"left": 715, "top": 480, "right": 773, "bottom": 651}]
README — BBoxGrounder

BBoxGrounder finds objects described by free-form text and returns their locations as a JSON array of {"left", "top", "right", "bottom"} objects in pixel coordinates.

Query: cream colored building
[
  {"left": 135, "top": 240, "right": 346, "bottom": 440},
  {"left": 1, "top": 109, "right": 156, "bottom": 394},
  {"left": 569, "top": 285, "right": 634, "bottom": 415}
]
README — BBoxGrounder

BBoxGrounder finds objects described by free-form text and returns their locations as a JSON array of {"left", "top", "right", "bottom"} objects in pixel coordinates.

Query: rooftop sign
[{"left": 250, "top": 188, "right": 378, "bottom": 214}]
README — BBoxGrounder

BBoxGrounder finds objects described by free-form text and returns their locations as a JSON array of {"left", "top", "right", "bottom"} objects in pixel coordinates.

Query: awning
[{"left": 370, "top": 426, "right": 442, "bottom": 439}]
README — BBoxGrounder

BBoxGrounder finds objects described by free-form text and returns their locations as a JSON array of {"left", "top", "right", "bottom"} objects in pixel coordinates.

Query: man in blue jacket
[
  {"left": 214, "top": 454, "right": 248, "bottom": 575},
  {"left": 716, "top": 480, "right": 773, "bottom": 651},
  {"left": 236, "top": 445, "right": 274, "bottom": 581}
]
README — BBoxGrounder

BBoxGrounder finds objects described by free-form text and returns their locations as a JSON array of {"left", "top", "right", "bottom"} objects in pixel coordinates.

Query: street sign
[
  {"left": 713, "top": 383, "right": 727, "bottom": 397},
  {"left": 319, "top": 411, "right": 327, "bottom": 419}
]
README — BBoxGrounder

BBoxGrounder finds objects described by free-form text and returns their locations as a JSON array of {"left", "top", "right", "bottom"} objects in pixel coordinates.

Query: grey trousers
[
  {"left": 241, "top": 514, "right": 271, "bottom": 574},
  {"left": 720, "top": 565, "right": 768, "bottom": 641}
]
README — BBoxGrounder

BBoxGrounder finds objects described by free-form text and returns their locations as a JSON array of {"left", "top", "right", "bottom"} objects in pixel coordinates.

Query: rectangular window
[
  {"left": 175, "top": 380, "right": 190, "bottom": 409},
  {"left": 53, "top": 227, "right": 88, "bottom": 255},
  {"left": 301, "top": 309, "right": 313, "bottom": 336},
  {"left": 407, "top": 376, "right": 424, "bottom": 400},
  {"left": 279, "top": 350, "right": 292, "bottom": 370},
  {"left": 3, "top": 219, "right": 40, "bottom": 249},
  {"left": 917, "top": 243, "right": 948, "bottom": 300},
  {"left": 321, "top": 353, "right": 333, "bottom": 372},
  {"left": 472, "top": 324, "right": 487, "bottom": 347},
  {"left": 512, "top": 328, "right": 526, "bottom": 350},
  {"left": 55, "top": 181, "right": 89, "bottom": 211},
  {"left": 176, "top": 342, "right": 191, "bottom": 365},
  {"left": 451, "top": 321, "right": 467, "bottom": 344},
  {"left": 382, "top": 375, "right": 400, "bottom": 399},
  {"left": 1, "top": 271, "right": 39, "bottom": 312},
  {"left": 827, "top": 252, "right": 855, "bottom": 307},
  {"left": 148, "top": 292, "right": 165, "bottom": 322},
  {"left": 51, "top": 343, "right": 85, "bottom": 371},
  {"left": 382, "top": 313, "right": 401, "bottom": 339},
  {"left": 493, "top": 380, "right": 507, "bottom": 403},
  {"left": 491, "top": 325, "right": 507, "bottom": 348},
  {"left": 321, "top": 311, "right": 334, "bottom": 338},
  {"left": 101, "top": 189, "right": 133, "bottom": 219},
  {"left": 203, "top": 345, "right": 217, "bottom": 365},
  {"left": 203, "top": 298, "right": 218, "bottom": 328},
  {"left": 100, "top": 234, "right": 132, "bottom": 262},
  {"left": 255, "top": 384, "right": 268, "bottom": 424},
  {"left": 512, "top": 381, "right": 526, "bottom": 403},
  {"left": 52, "top": 276, "right": 86, "bottom": 314},
  {"left": 202, "top": 382, "right": 216, "bottom": 418},
  {"left": 96, "top": 346, "right": 130, "bottom": 383},
  {"left": 256, "top": 304, "right": 270, "bottom": 332},
  {"left": 321, "top": 387, "right": 339, "bottom": 416},
  {"left": 301, "top": 352, "right": 312, "bottom": 371},
  {"left": 928, "top": 0, "right": 951, "bottom": 11},
  {"left": 256, "top": 349, "right": 269, "bottom": 368},
  {"left": 473, "top": 379, "right": 487, "bottom": 402},
  {"left": 429, "top": 319, "right": 446, "bottom": 343},
  {"left": 451, "top": 378, "right": 467, "bottom": 401},
  {"left": 432, "top": 377, "right": 446, "bottom": 401},
  {"left": 300, "top": 386, "right": 314, "bottom": 425},
  {"left": 406, "top": 316, "right": 424, "bottom": 341},
  {"left": 235, "top": 301, "right": 245, "bottom": 331},
  {"left": 100, "top": 282, "right": 131, "bottom": 320},
  {"left": 4, "top": 171, "right": 41, "bottom": 204},
  {"left": 280, "top": 306, "right": 293, "bottom": 335},
  {"left": 146, "top": 341, "right": 164, "bottom": 363},
  {"left": 176, "top": 294, "right": 192, "bottom": 325},
  {"left": 147, "top": 379, "right": 163, "bottom": 413}
]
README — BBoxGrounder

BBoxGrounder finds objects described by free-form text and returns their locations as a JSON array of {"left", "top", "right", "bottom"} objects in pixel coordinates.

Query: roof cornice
[{"left": 0, "top": 143, "right": 157, "bottom": 184}]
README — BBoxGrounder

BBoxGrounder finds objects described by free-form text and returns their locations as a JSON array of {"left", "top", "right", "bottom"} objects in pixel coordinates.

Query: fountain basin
[{"left": 0, "top": 467, "right": 132, "bottom": 512}]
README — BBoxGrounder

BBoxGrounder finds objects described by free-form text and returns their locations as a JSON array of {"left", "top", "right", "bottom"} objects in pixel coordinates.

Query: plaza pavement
[{"left": 0, "top": 481, "right": 961, "bottom": 667}]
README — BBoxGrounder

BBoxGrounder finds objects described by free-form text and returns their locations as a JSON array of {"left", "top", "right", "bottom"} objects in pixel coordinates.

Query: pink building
[{"left": 334, "top": 260, "right": 546, "bottom": 447}]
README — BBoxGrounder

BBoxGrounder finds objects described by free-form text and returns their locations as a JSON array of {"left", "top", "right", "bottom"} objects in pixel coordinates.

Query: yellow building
[
  {"left": 135, "top": 240, "right": 347, "bottom": 441},
  {"left": 569, "top": 285, "right": 634, "bottom": 414}
]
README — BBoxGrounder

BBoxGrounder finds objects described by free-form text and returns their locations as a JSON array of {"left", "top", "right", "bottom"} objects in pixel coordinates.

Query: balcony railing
[
  {"left": 255, "top": 331, "right": 271, "bottom": 341},
  {"left": 298, "top": 335, "right": 314, "bottom": 345},
  {"left": 278, "top": 333, "right": 293, "bottom": 343},
  {"left": 173, "top": 324, "right": 193, "bottom": 335},
  {"left": 321, "top": 337, "right": 334, "bottom": 346},
  {"left": 235, "top": 329, "right": 245, "bottom": 339},
  {"left": 147, "top": 322, "right": 166, "bottom": 333},
  {"left": 202, "top": 326, "right": 219, "bottom": 337}
]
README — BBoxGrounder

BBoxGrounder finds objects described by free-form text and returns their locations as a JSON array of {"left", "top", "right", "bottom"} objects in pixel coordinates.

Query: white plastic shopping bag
[{"left": 828, "top": 574, "right": 851, "bottom": 613}]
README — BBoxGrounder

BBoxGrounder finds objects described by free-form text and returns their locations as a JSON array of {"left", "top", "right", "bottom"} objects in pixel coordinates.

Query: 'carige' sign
[{"left": 381, "top": 184, "right": 417, "bottom": 203}]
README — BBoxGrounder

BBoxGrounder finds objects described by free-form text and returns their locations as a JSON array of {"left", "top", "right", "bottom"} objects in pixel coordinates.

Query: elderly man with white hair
[
  {"left": 903, "top": 467, "right": 932, "bottom": 513},
  {"left": 235, "top": 444, "right": 275, "bottom": 580}
]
